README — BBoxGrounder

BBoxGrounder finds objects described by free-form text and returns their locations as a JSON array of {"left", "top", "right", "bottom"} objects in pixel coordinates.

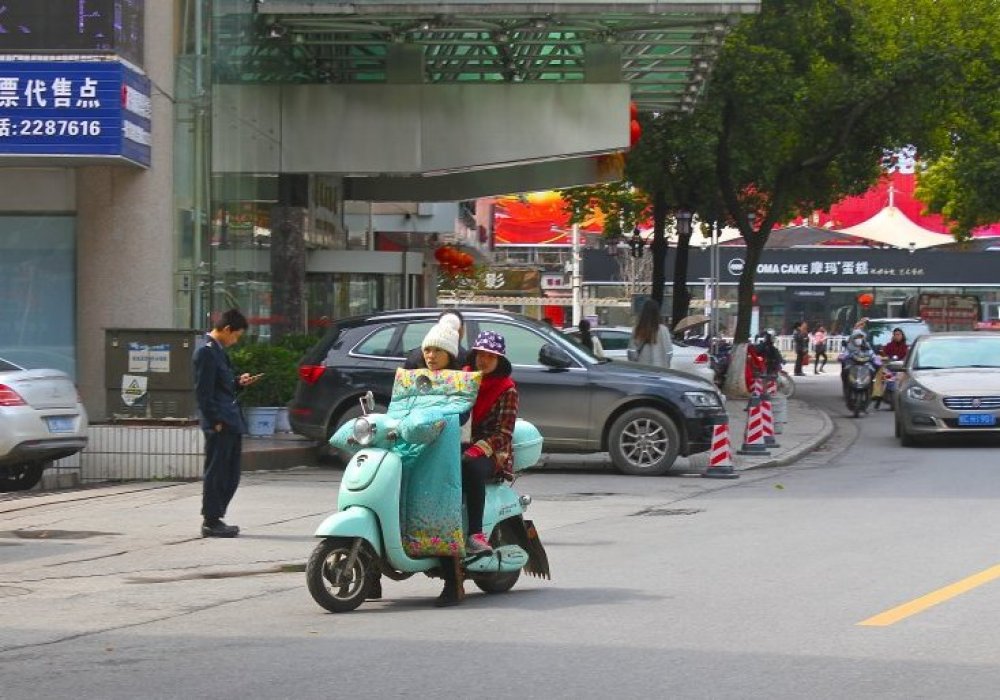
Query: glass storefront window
[{"left": 0, "top": 216, "right": 76, "bottom": 376}]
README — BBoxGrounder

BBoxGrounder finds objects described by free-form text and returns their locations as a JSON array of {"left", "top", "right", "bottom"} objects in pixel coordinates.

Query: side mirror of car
[
  {"left": 887, "top": 360, "right": 905, "bottom": 372},
  {"left": 538, "top": 344, "right": 573, "bottom": 369}
]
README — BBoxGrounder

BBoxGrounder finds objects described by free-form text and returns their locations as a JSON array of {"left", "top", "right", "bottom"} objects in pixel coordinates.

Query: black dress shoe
[
  {"left": 366, "top": 577, "right": 383, "bottom": 600},
  {"left": 201, "top": 521, "right": 239, "bottom": 538}
]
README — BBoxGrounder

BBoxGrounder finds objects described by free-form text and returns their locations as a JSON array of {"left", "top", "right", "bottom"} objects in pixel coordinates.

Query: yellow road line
[{"left": 858, "top": 563, "right": 1000, "bottom": 627}]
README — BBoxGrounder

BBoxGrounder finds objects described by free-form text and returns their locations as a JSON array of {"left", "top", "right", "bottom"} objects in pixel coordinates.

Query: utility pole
[{"left": 571, "top": 223, "right": 582, "bottom": 326}]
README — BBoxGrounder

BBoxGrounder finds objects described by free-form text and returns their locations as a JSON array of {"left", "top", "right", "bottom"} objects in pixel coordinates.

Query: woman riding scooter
[
  {"left": 437, "top": 330, "right": 520, "bottom": 607},
  {"left": 873, "top": 328, "right": 908, "bottom": 409}
]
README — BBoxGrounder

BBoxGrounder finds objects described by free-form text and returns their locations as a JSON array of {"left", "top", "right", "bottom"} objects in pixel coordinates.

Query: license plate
[
  {"left": 958, "top": 414, "right": 997, "bottom": 427},
  {"left": 46, "top": 416, "right": 75, "bottom": 433}
]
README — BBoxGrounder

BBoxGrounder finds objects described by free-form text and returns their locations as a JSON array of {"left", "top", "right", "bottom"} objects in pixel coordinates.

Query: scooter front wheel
[{"left": 306, "top": 537, "right": 376, "bottom": 613}]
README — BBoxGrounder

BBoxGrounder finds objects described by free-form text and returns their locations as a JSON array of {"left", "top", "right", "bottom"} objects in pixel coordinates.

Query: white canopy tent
[{"left": 837, "top": 206, "right": 952, "bottom": 249}]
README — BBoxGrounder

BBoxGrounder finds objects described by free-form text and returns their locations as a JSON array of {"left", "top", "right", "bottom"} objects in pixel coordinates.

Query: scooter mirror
[{"left": 361, "top": 391, "right": 375, "bottom": 415}]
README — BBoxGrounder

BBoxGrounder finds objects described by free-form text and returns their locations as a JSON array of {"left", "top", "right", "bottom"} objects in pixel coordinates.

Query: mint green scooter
[{"left": 306, "top": 376, "right": 550, "bottom": 613}]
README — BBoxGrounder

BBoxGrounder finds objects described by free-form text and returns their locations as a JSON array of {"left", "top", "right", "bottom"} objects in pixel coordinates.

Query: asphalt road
[{"left": 3, "top": 372, "right": 1000, "bottom": 699}]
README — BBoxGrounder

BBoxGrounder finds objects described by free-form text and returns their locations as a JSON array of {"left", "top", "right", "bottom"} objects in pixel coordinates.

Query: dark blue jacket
[{"left": 193, "top": 335, "right": 246, "bottom": 433}]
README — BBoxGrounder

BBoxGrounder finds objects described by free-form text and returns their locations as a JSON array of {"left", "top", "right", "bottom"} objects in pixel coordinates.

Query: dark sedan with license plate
[
  {"left": 892, "top": 332, "right": 1000, "bottom": 446},
  {"left": 289, "top": 308, "right": 727, "bottom": 475}
]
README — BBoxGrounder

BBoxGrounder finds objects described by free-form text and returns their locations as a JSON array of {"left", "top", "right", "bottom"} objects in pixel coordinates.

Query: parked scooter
[
  {"left": 709, "top": 337, "right": 732, "bottom": 389},
  {"left": 306, "top": 372, "right": 550, "bottom": 613}
]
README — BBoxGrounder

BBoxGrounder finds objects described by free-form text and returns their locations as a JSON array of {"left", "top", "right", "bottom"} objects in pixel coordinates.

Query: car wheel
[
  {"left": 0, "top": 462, "right": 46, "bottom": 492},
  {"left": 323, "top": 399, "right": 389, "bottom": 463},
  {"left": 608, "top": 407, "right": 681, "bottom": 476}
]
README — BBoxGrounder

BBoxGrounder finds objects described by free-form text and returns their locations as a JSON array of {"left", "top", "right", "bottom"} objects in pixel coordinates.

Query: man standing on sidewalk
[
  {"left": 193, "top": 309, "right": 260, "bottom": 538},
  {"left": 792, "top": 321, "right": 809, "bottom": 377}
]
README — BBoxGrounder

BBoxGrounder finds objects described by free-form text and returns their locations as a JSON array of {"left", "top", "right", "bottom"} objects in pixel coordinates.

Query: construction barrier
[
  {"left": 738, "top": 378, "right": 771, "bottom": 456},
  {"left": 702, "top": 415, "right": 739, "bottom": 479}
]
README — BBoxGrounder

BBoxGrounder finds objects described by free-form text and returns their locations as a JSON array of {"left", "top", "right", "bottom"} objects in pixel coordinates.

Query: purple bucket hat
[{"left": 470, "top": 330, "right": 512, "bottom": 376}]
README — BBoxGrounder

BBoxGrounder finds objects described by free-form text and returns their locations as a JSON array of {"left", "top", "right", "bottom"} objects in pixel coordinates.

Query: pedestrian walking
[
  {"left": 812, "top": 324, "right": 828, "bottom": 374},
  {"left": 628, "top": 299, "right": 673, "bottom": 368},
  {"left": 792, "top": 320, "right": 809, "bottom": 376},
  {"left": 193, "top": 308, "right": 261, "bottom": 538}
]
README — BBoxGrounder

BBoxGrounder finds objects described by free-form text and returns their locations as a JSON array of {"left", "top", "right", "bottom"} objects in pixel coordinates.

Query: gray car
[
  {"left": 893, "top": 332, "right": 1000, "bottom": 446},
  {"left": 289, "top": 309, "right": 728, "bottom": 475}
]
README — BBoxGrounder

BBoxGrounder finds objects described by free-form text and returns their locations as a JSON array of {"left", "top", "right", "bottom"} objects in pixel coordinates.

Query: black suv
[{"left": 289, "top": 308, "right": 727, "bottom": 475}]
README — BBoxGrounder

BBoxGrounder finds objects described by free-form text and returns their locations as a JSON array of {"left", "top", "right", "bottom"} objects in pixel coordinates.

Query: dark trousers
[
  {"left": 794, "top": 350, "right": 807, "bottom": 375},
  {"left": 202, "top": 430, "right": 242, "bottom": 522},
  {"left": 461, "top": 454, "right": 493, "bottom": 535},
  {"left": 814, "top": 347, "right": 828, "bottom": 372}
]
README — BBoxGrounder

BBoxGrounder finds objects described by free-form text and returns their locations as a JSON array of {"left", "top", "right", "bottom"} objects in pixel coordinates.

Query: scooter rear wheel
[{"left": 306, "top": 537, "right": 376, "bottom": 613}]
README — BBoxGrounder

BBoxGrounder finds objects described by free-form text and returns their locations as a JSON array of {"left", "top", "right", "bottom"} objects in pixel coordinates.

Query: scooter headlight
[{"left": 352, "top": 417, "right": 374, "bottom": 446}]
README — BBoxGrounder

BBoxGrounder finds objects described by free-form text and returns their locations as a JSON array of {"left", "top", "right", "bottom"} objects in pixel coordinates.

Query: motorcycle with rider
[
  {"left": 305, "top": 363, "right": 550, "bottom": 612},
  {"left": 839, "top": 330, "right": 881, "bottom": 417}
]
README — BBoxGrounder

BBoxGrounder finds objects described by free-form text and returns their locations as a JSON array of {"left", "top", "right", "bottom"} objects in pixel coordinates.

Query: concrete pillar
[{"left": 75, "top": 0, "right": 176, "bottom": 419}]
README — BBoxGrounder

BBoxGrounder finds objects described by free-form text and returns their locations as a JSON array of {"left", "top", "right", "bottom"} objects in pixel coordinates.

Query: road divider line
[{"left": 858, "top": 563, "right": 1000, "bottom": 627}]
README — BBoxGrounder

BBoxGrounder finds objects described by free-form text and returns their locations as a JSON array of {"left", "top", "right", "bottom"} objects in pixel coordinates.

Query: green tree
[
  {"left": 561, "top": 112, "right": 719, "bottom": 326},
  {"left": 698, "top": 0, "right": 979, "bottom": 341},
  {"left": 914, "top": 1, "right": 1000, "bottom": 238}
]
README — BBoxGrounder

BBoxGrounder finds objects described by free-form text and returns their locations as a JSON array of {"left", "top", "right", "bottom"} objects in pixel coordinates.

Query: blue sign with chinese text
[{"left": 0, "top": 60, "right": 151, "bottom": 167}]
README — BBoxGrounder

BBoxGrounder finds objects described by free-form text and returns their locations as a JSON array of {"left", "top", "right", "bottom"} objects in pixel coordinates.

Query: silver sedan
[
  {"left": 893, "top": 332, "right": 1000, "bottom": 446},
  {"left": 563, "top": 326, "right": 715, "bottom": 383},
  {"left": 0, "top": 357, "right": 89, "bottom": 491}
]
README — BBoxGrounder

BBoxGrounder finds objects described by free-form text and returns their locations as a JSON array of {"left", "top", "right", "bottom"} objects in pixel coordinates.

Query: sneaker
[
  {"left": 201, "top": 520, "right": 239, "bottom": 538},
  {"left": 466, "top": 533, "right": 492, "bottom": 555}
]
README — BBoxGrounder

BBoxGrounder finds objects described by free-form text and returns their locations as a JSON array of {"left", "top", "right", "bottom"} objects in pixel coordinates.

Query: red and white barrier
[
  {"left": 760, "top": 378, "right": 779, "bottom": 447},
  {"left": 738, "top": 382, "right": 770, "bottom": 456},
  {"left": 702, "top": 420, "right": 739, "bottom": 479}
]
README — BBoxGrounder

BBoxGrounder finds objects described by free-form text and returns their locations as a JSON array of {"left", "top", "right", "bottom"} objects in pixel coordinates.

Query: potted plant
[{"left": 230, "top": 343, "right": 300, "bottom": 436}]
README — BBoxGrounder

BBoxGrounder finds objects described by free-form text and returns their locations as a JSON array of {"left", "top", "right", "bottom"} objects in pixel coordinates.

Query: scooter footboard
[
  {"left": 313, "top": 507, "right": 383, "bottom": 554},
  {"left": 464, "top": 545, "right": 528, "bottom": 574}
]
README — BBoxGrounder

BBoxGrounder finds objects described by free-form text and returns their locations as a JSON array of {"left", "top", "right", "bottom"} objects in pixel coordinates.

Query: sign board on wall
[{"left": 0, "top": 60, "right": 151, "bottom": 167}]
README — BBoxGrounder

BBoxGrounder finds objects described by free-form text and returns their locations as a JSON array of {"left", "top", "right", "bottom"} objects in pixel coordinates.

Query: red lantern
[
  {"left": 434, "top": 247, "right": 448, "bottom": 263},
  {"left": 629, "top": 101, "right": 638, "bottom": 121},
  {"left": 629, "top": 119, "right": 642, "bottom": 147},
  {"left": 857, "top": 292, "right": 874, "bottom": 308}
]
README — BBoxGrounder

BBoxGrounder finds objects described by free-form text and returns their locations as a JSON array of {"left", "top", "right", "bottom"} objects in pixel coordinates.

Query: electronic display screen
[{"left": 0, "top": 1, "right": 144, "bottom": 67}]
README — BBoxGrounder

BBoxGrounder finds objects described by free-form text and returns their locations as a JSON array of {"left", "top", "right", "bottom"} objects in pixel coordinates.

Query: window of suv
[{"left": 477, "top": 321, "right": 582, "bottom": 367}]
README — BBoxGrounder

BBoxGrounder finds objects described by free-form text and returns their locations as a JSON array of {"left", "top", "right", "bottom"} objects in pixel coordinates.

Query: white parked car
[
  {"left": 563, "top": 326, "right": 715, "bottom": 383},
  {"left": 0, "top": 357, "right": 88, "bottom": 492}
]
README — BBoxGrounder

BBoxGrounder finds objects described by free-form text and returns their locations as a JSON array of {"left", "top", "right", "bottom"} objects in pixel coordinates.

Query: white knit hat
[
  {"left": 421, "top": 322, "right": 460, "bottom": 358},
  {"left": 438, "top": 313, "right": 462, "bottom": 333}
]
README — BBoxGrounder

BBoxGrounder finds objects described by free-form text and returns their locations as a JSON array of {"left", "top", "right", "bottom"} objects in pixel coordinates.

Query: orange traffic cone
[
  {"left": 702, "top": 417, "right": 740, "bottom": 479},
  {"left": 738, "top": 385, "right": 771, "bottom": 456},
  {"left": 760, "top": 376, "right": 780, "bottom": 448}
]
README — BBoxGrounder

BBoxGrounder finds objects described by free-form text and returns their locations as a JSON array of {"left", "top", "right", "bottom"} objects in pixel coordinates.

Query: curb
[{"left": 739, "top": 404, "right": 835, "bottom": 471}]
